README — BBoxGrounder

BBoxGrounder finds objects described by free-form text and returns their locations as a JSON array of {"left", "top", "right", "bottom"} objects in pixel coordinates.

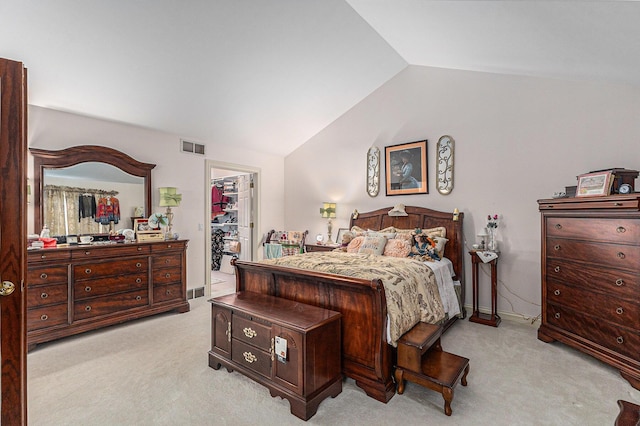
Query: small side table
[{"left": 469, "top": 250, "right": 501, "bottom": 327}]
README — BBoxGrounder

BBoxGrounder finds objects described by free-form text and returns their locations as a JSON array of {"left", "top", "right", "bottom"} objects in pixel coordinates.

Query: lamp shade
[
  {"left": 320, "top": 202, "right": 336, "bottom": 219},
  {"left": 159, "top": 187, "right": 182, "bottom": 207}
]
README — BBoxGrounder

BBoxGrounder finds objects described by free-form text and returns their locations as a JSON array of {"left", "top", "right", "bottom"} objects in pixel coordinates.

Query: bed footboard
[{"left": 233, "top": 259, "right": 395, "bottom": 403}]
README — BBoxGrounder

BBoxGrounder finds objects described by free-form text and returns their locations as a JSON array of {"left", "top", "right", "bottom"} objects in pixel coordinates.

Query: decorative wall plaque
[
  {"left": 366, "top": 146, "right": 380, "bottom": 197},
  {"left": 436, "top": 135, "right": 455, "bottom": 195}
]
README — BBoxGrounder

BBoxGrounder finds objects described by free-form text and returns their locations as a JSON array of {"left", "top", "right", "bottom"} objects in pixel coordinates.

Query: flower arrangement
[
  {"left": 486, "top": 214, "right": 499, "bottom": 251},
  {"left": 487, "top": 214, "right": 499, "bottom": 229}
]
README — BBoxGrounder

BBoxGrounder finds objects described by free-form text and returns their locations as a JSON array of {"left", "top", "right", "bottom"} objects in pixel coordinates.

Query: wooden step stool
[{"left": 394, "top": 322, "right": 470, "bottom": 416}]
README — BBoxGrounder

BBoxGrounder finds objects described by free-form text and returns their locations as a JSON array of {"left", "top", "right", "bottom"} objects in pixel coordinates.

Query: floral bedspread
[{"left": 260, "top": 252, "right": 445, "bottom": 346}]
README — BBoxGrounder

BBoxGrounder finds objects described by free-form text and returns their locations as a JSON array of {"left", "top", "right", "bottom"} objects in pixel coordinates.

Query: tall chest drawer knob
[
  {"left": 616, "top": 307, "right": 624, "bottom": 315},
  {"left": 242, "top": 351, "right": 257, "bottom": 364},
  {"left": 617, "top": 336, "right": 624, "bottom": 344},
  {"left": 554, "top": 266, "right": 561, "bottom": 273},
  {"left": 617, "top": 252, "right": 626, "bottom": 259},
  {"left": 40, "top": 273, "right": 48, "bottom": 279},
  {"left": 136, "top": 295, "right": 142, "bottom": 301},
  {"left": 615, "top": 278, "right": 625, "bottom": 287},
  {"left": 136, "top": 278, "right": 142, "bottom": 284},
  {"left": 616, "top": 226, "right": 626, "bottom": 233},
  {"left": 554, "top": 224, "right": 562, "bottom": 230},
  {"left": 166, "top": 289, "right": 172, "bottom": 295},
  {"left": 554, "top": 245, "right": 561, "bottom": 251},
  {"left": 243, "top": 327, "right": 257, "bottom": 338},
  {"left": 164, "top": 259, "right": 170, "bottom": 264},
  {"left": 136, "top": 262, "right": 142, "bottom": 268},
  {"left": 84, "top": 268, "right": 92, "bottom": 275},
  {"left": 553, "top": 289, "right": 561, "bottom": 296},
  {"left": 84, "top": 286, "right": 91, "bottom": 293},
  {"left": 554, "top": 313, "right": 561, "bottom": 319},
  {"left": 165, "top": 273, "right": 171, "bottom": 278},
  {"left": 85, "top": 305, "right": 92, "bottom": 312},
  {"left": 40, "top": 292, "right": 48, "bottom": 299},
  {"left": 40, "top": 314, "right": 48, "bottom": 321}
]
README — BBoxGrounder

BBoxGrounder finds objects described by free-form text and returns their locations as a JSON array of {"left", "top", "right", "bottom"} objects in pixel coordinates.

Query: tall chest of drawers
[
  {"left": 27, "top": 240, "right": 190, "bottom": 350},
  {"left": 209, "top": 292, "right": 342, "bottom": 420},
  {"left": 538, "top": 196, "right": 640, "bottom": 390}
]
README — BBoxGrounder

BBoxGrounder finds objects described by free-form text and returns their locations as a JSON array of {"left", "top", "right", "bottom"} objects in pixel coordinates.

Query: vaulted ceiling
[{"left": 1, "top": 1, "right": 637, "bottom": 156}]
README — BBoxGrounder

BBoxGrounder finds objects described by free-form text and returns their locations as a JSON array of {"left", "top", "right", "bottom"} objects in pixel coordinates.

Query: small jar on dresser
[{"left": 538, "top": 195, "right": 640, "bottom": 390}]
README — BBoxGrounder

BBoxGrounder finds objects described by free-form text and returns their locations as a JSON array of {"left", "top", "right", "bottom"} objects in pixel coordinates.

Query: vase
[{"left": 487, "top": 227, "right": 498, "bottom": 251}]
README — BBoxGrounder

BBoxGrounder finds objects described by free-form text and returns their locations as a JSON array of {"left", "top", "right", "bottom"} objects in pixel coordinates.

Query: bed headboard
[{"left": 350, "top": 205, "right": 465, "bottom": 286}]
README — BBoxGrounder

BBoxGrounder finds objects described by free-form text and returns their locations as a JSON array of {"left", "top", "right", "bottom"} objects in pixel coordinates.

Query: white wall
[
  {"left": 28, "top": 106, "right": 286, "bottom": 290},
  {"left": 284, "top": 65, "right": 640, "bottom": 319}
]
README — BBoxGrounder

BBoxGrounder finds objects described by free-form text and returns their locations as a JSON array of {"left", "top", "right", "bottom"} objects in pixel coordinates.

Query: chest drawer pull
[
  {"left": 136, "top": 295, "right": 142, "bottom": 300},
  {"left": 136, "top": 278, "right": 142, "bottom": 283},
  {"left": 85, "top": 251, "right": 91, "bottom": 255},
  {"left": 616, "top": 226, "right": 626, "bottom": 233},
  {"left": 615, "top": 278, "right": 624, "bottom": 286},
  {"left": 242, "top": 351, "right": 257, "bottom": 364},
  {"left": 165, "top": 289, "right": 172, "bottom": 295},
  {"left": 243, "top": 327, "right": 257, "bottom": 338},
  {"left": 85, "top": 305, "right": 92, "bottom": 312},
  {"left": 137, "top": 246, "right": 143, "bottom": 251},
  {"left": 165, "top": 273, "right": 171, "bottom": 278},
  {"left": 553, "top": 289, "right": 561, "bottom": 296},
  {"left": 554, "top": 266, "right": 561, "bottom": 273},
  {"left": 554, "top": 224, "right": 562, "bottom": 229},
  {"left": 40, "top": 314, "right": 48, "bottom": 321},
  {"left": 554, "top": 313, "right": 561, "bottom": 319},
  {"left": 40, "top": 292, "right": 48, "bottom": 299},
  {"left": 84, "top": 286, "right": 92, "bottom": 292},
  {"left": 616, "top": 307, "right": 624, "bottom": 315},
  {"left": 617, "top": 252, "right": 626, "bottom": 259},
  {"left": 40, "top": 254, "right": 47, "bottom": 259},
  {"left": 554, "top": 245, "right": 561, "bottom": 251},
  {"left": 40, "top": 273, "right": 48, "bottom": 279},
  {"left": 617, "top": 336, "right": 624, "bottom": 344},
  {"left": 85, "top": 268, "right": 92, "bottom": 275},
  {"left": 136, "top": 262, "right": 142, "bottom": 268},
  {"left": 226, "top": 322, "right": 232, "bottom": 342},
  {"left": 164, "top": 259, "right": 170, "bottom": 264},
  {"left": 271, "top": 337, "right": 275, "bottom": 361},
  {"left": 613, "top": 202, "right": 622, "bottom": 206}
]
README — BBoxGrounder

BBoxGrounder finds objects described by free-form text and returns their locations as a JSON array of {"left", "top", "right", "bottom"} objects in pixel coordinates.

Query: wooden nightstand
[
  {"left": 469, "top": 250, "right": 501, "bottom": 327},
  {"left": 304, "top": 243, "right": 338, "bottom": 253}
]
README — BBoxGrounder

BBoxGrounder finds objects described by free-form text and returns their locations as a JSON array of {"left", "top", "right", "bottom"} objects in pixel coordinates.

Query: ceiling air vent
[{"left": 181, "top": 139, "right": 205, "bottom": 156}]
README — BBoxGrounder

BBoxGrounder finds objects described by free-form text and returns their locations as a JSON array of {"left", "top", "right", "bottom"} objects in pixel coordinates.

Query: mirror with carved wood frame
[{"left": 30, "top": 145, "right": 156, "bottom": 234}]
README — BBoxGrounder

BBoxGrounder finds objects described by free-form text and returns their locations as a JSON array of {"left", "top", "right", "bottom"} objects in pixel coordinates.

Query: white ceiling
[{"left": 1, "top": 1, "right": 638, "bottom": 157}]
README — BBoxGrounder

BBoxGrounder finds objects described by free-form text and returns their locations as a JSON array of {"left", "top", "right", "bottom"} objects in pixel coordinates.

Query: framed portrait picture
[
  {"left": 576, "top": 171, "right": 613, "bottom": 197},
  {"left": 385, "top": 140, "right": 428, "bottom": 196},
  {"left": 335, "top": 228, "right": 350, "bottom": 245}
]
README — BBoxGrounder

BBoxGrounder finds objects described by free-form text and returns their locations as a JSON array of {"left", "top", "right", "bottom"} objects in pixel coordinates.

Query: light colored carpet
[{"left": 27, "top": 288, "right": 639, "bottom": 425}]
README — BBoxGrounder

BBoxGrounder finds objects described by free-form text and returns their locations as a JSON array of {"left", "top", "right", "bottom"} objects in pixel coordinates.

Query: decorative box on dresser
[
  {"left": 538, "top": 195, "right": 640, "bottom": 390},
  {"left": 27, "top": 240, "right": 190, "bottom": 350}
]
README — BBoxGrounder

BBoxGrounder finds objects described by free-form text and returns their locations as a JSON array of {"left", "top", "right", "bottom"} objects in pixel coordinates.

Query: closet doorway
[{"left": 205, "top": 159, "right": 259, "bottom": 296}]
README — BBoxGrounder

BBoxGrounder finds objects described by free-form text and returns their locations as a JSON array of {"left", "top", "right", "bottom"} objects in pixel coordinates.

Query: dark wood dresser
[
  {"left": 27, "top": 240, "right": 190, "bottom": 350},
  {"left": 209, "top": 291, "right": 342, "bottom": 420},
  {"left": 538, "top": 196, "right": 640, "bottom": 390}
]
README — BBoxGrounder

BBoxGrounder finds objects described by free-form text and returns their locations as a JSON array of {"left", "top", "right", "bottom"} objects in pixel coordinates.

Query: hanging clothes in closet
[
  {"left": 211, "top": 228, "right": 225, "bottom": 270},
  {"left": 95, "top": 195, "right": 121, "bottom": 225},
  {"left": 211, "top": 182, "right": 229, "bottom": 220}
]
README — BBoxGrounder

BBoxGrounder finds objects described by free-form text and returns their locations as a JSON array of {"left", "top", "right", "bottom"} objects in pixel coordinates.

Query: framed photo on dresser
[{"left": 576, "top": 171, "right": 613, "bottom": 197}]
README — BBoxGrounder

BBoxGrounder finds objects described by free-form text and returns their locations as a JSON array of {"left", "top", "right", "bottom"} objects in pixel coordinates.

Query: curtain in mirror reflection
[{"left": 44, "top": 185, "right": 118, "bottom": 236}]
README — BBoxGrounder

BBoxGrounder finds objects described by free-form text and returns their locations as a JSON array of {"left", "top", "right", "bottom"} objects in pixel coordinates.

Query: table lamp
[
  {"left": 319, "top": 202, "right": 336, "bottom": 244},
  {"left": 159, "top": 187, "right": 182, "bottom": 239}
]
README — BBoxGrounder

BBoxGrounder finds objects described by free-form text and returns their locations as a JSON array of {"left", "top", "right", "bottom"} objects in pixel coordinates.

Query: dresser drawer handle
[
  {"left": 136, "top": 262, "right": 142, "bottom": 268},
  {"left": 40, "top": 273, "right": 48, "bottom": 279},
  {"left": 617, "top": 336, "right": 624, "bottom": 344},
  {"left": 40, "top": 254, "right": 47, "bottom": 259},
  {"left": 554, "top": 266, "right": 561, "bottom": 273},
  {"left": 166, "top": 289, "right": 172, "bottom": 295},
  {"left": 40, "top": 314, "right": 48, "bottom": 321},
  {"left": 167, "top": 244, "right": 172, "bottom": 248},
  {"left": 242, "top": 351, "right": 257, "bottom": 364},
  {"left": 554, "top": 289, "right": 560, "bottom": 296},
  {"left": 136, "top": 295, "right": 142, "bottom": 301},
  {"left": 137, "top": 246, "right": 142, "bottom": 251},
  {"left": 554, "top": 313, "right": 560, "bottom": 319},
  {"left": 164, "top": 259, "right": 170, "bottom": 264},
  {"left": 243, "top": 327, "right": 257, "bottom": 338},
  {"left": 226, "top": 322, "right": 231, "bottom": 342},
  {"left": 136, "top": 278, "right": 142, "bottom": 284},
  {"left": 270, "top": 337, "right": 275, "bottom": 361},
  {"left": 165, "top": 273, "right": 171, "bottom": 278},
  {"left": 85, "top": 305, "right": 92, "bottom": 312},
  {"left": 554, "top": 224, "right": 562, "bottom": 229},
  {"left": 616, "top": 307, "right": 624, "bottom": 315},
  {"left": 613, "top": 202, "right": 622, "bottom": 206},
  {"left": 84, "top": 286, "right": 92, "bottom": 292},
  {"left": 40, "top": 292, "right": 48, "bottom": 299},
  {"left": 85, "top": 268, "right": 92, "bottom": 275},
  {"left": 554, "top": 245, "right": 561, "bottom": 251},
  {"left": 616, "top": 226, "right": 626, "bottom": 233},
  {"left": 617, "top": 252, "right": 625, "bottom": 259},
  {"left": 615, "top": 278, "right": 624, "bottom": 286},
  {"left": 85, "top": 251, "right": 91, "bottom": 255}
]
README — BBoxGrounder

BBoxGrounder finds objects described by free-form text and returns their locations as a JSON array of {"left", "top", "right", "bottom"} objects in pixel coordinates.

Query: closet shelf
[{"left": 211, "top": 223, "right": 238, "bottom": 227}]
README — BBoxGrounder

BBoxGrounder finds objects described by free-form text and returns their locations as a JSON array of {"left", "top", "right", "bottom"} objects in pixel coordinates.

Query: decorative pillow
[
  {"left": 366, "top": 231, "right": 397, "bottom": 240},
  {"left": 358, "top": 235, "right": 387, "bottom": 255},
  {"left": 350, "top": 226, "right": 367, "bottom": 237},
  {"left": 433, "top": 236, "right": 449, "bottom": 258},
  {"left": 394, "top": 232, "right": 414, "bottom": 245},
  {"left": 379, "top": 226, "right": 396, "bottom": 234},
  {"left": 346, "top": 236, "right": 365, "bottom": 253},
  {"left": 395, "top": 226, "right": 447, "bottom": 239},
  {"left": 383, "top": 238, "right": 411, "bottom": 258}
]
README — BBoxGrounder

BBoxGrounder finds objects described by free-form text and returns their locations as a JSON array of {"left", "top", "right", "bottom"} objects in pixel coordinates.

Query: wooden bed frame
[{"left": 232, "top": 206, "right": 465, "bottom": 403}]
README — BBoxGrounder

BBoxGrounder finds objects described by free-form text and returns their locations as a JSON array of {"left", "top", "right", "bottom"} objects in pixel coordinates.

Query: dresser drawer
[
  {"left": 546, "top": 281, "right": 639, "bottom": 329},
  {"left": 154, "top": 254, "right": 182, "bottom": 269},
  {"left": 71, "top": 244, "right": 150, "bottom": 260},
  {"left": 232, "top": 314, "right": 271, "bottom": 349},
  {"left": 27, "top": 265, "right": 68, "bottom": 286},
  {"left": 546, "top": 237, "right": 640, "bottom": 268},
  {"left": 547, "top": 304, "right": 640, "bottom": 360},
  {"left": 74, "top": 257, "right": 148, "bottom": 281},
  {"left": 74, "top": 289, "right": 149, "bottom": 320},
  {"left": 153, "top": 282, "right": 183, "bottom": 303},
  {"left": 152, "top": 266, "right": 182, "bottom": 285},
  {"left": 74, "top": 273, "right": 148, "bottom": 300},
  {"left": 28, "top": 249, "right": 71, "bottom": 263},
  {"left": 546, "top": 259, "right": 638, "bottom": 301},
  {"left": 27, "top": 303, "right": 68, "bottom": 331},
  {"left": 151, "top": 241, "right": 187, "bottom": 253},
  {"left": 27, "top": 283, "right": 68, "bottom": 307},
  {"left": 232, "top": 339, "right": 271, "bottom": 377},
  {"left": 546, "top": 217, "right": 640, "bottom": 244}
]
